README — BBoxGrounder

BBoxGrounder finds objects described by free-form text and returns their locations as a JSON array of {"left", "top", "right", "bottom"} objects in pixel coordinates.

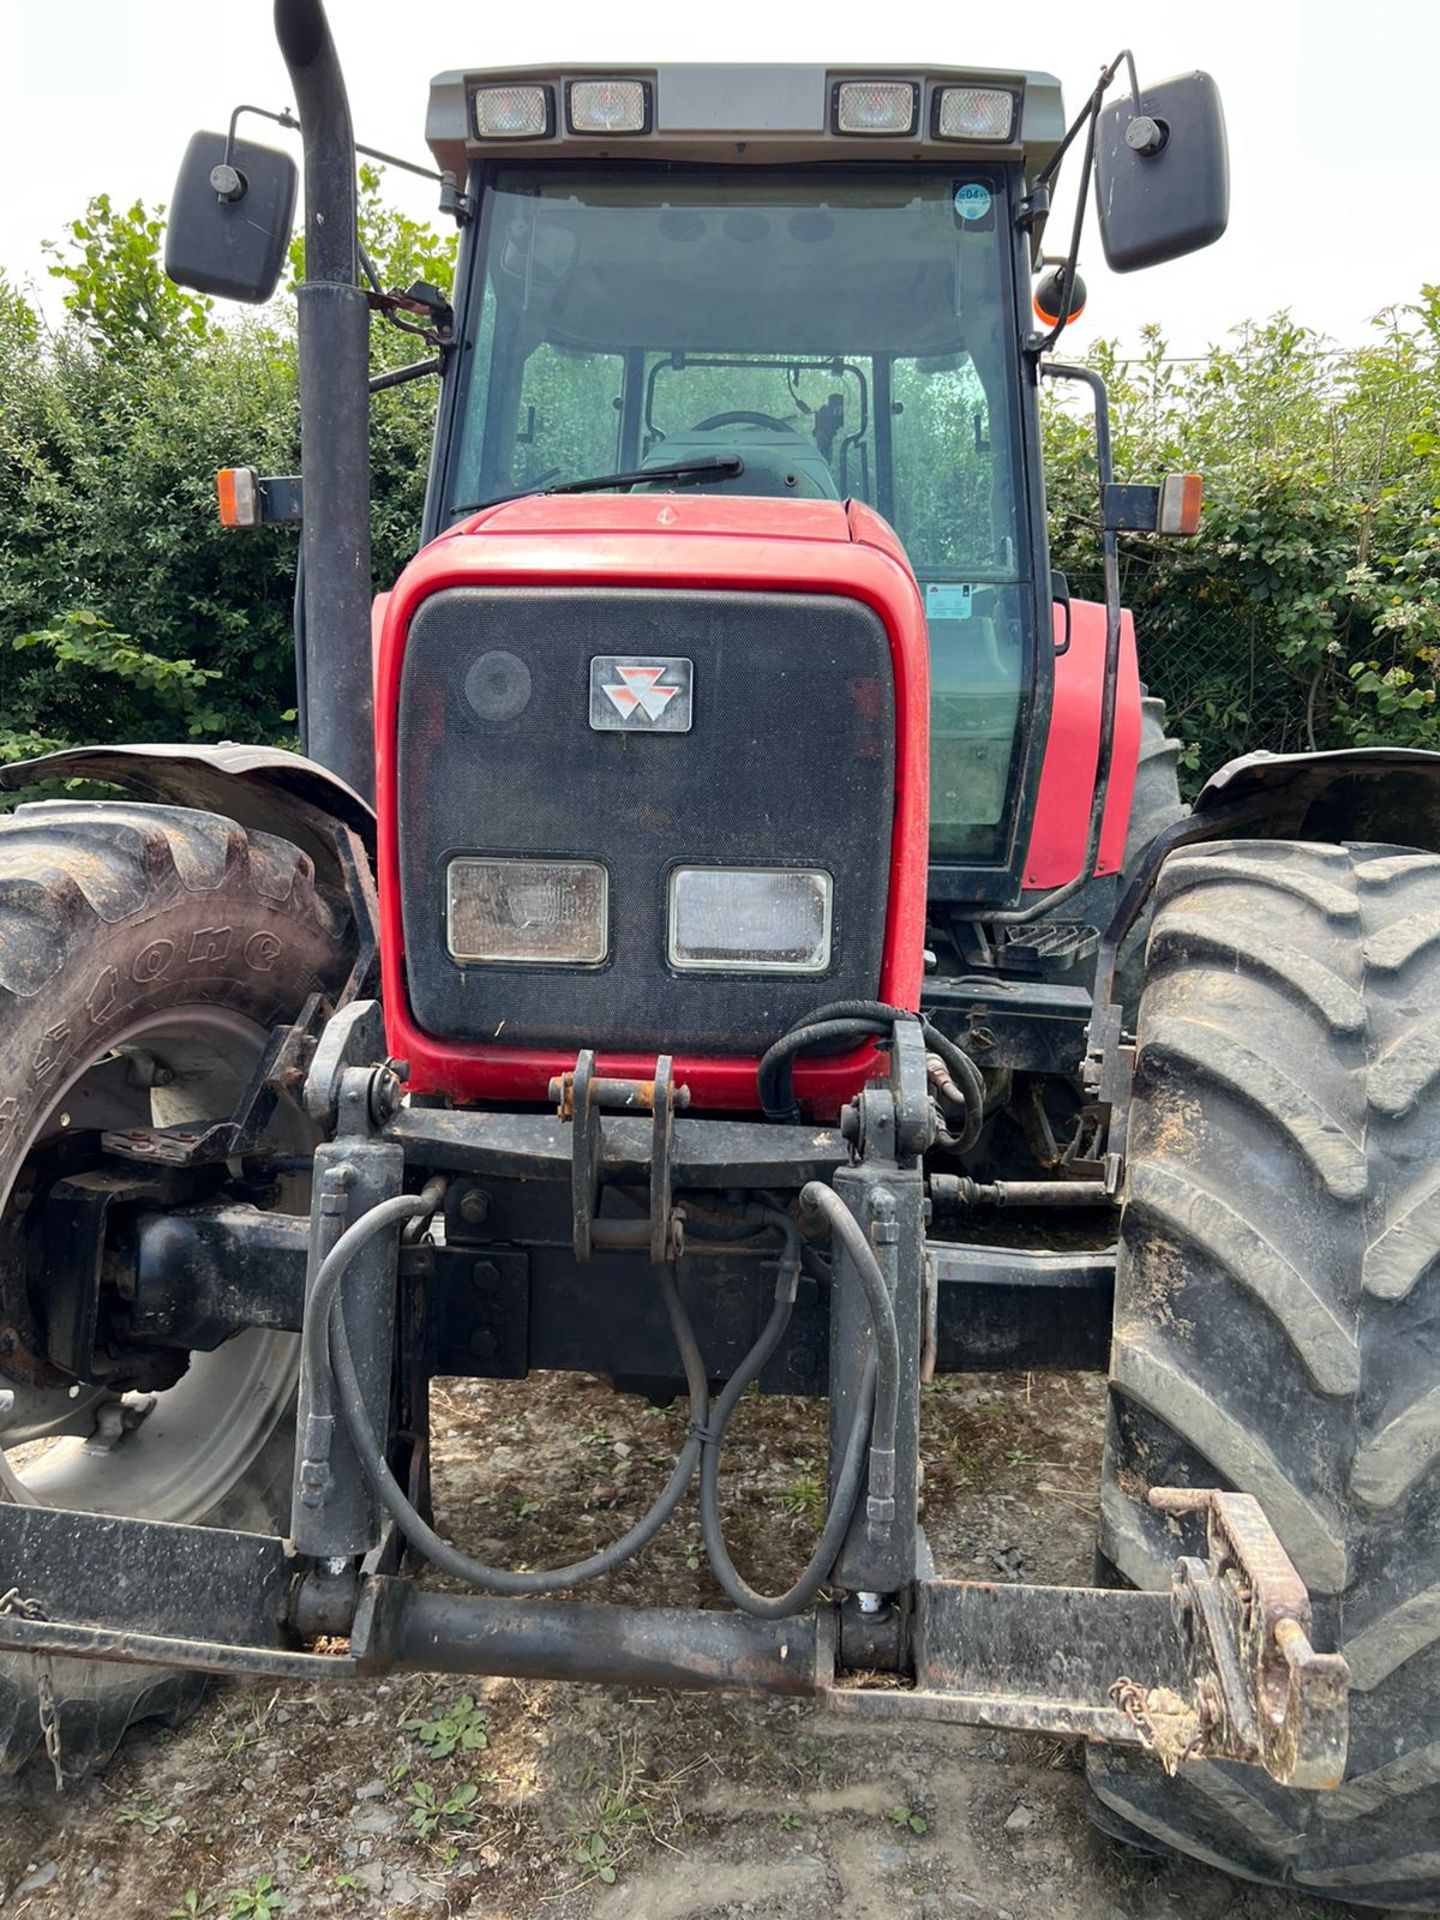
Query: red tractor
[{"left": 3, "top": 6, "right": 1437, "bottom": 1903}]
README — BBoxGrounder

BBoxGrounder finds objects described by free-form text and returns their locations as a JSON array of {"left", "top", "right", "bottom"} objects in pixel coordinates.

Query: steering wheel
[{"left": 691, "top": 410, "right": 796, "bottom": 434}]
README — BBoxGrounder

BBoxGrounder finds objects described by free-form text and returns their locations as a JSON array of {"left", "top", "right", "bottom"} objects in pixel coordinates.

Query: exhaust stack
[{"left": 274, "top": 0, "right": 374, "bottom": 802}]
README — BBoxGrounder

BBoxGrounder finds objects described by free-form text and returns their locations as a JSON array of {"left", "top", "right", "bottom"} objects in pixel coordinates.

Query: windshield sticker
[
  {"left": 953, "top": 183, "right": 993, "bottom": 223},
  {"left": 925, "top": 583, "right": 974, "bottom": 622}
]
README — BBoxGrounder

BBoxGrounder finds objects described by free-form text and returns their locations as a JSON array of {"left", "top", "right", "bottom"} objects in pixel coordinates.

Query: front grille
[{"left": 396, "top": 586, "right": 895, "bottom": 1054}]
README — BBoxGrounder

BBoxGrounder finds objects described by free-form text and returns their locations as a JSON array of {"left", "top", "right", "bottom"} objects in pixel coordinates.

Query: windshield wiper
[{"left": 453, "top": 453, "right": 744, "bottom": 517}]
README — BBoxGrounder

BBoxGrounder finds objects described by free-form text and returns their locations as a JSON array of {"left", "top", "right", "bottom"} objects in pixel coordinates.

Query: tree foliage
[
  {"left": 1, "top": 171, "right": 1435, "bottom": 793},
  {"left": 0, "top": 170, "right": 453, "bottom": 762},
  {"left": 1043, "top": 293, "right": 1440, "bottom": 777}
]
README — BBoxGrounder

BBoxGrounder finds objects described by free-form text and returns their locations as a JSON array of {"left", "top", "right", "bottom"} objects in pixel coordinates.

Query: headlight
[
  {"left": 447, "top": 857, "right": 608, "bottom": 966},
  {"left": 668, "top": 867, "right": 833, "bottom": 974}
]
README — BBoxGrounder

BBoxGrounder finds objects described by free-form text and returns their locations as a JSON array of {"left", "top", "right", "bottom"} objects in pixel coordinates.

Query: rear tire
[
  {"left": 0, "top": 800, "right": 352, "bottom": 1778},
  {"left": 1090, "top": 838, "right": 1440, "bottom": 1909},
  {"left": 1110, "top": 693, "right": 1187, "bottom": 1017}
]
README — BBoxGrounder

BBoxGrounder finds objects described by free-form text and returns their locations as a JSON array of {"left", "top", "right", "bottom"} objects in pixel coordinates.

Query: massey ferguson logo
[
  {"left": 589, "top": 655, "right": 693, "bottom": 734},
  {"left": 603, "top": 663, "right": 681, "bottom": 722}
]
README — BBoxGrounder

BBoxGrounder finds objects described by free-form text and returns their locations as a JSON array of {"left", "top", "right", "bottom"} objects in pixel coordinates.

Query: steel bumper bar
[{"left": 0, "top": 1487, "right": 1347, "bottom": 1788}]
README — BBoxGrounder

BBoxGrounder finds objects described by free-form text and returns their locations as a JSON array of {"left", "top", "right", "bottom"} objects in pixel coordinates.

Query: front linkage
[{"left": 0, "top": 1006, "right": 1347, "bottom": 1792}]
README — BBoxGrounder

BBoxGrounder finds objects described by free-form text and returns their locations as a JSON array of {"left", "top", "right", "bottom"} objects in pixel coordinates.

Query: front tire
[
  {"left": 0, "top": 800, "right": 352, "bottom": 1778},
  {"left": 1091, "top": 838, "right": 1440, "bottom": 1909}
]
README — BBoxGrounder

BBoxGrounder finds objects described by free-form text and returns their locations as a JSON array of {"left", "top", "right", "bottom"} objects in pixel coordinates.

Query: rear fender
[
  {"left": 0, "top": 743, "right": 374, "bottom": 876},
  {"left": 1194, "top": 746, "right": 1440, "bottom": 849},
  {"left": 0, "top": 744, "right": 377, "bottom": 999}
]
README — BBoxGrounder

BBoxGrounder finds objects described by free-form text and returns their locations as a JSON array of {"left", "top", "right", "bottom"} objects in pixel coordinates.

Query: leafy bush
[
  {"left": 0, "top": 171, "right": 450, "bottom": 763},
  {"left": 2, "top": 168, "right": 1435, "bottom": 797},
  {"left": 1044, "top": 291, "right": 1440, "bottom": 780}
]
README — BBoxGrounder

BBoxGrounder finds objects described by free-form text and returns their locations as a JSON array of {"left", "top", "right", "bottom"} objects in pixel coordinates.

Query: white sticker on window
[{"left": 925, "top": 583, "right": 974, "bottom": 622}]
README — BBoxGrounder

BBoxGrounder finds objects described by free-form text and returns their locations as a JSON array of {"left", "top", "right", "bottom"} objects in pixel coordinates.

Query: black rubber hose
[
  {"left": 699, "top": 1313, "right": 878, "bottom": 1618},
  {"left": 799, "top": 1180, "right": 901, "bottom": 1518},
  {"left": 922, "top": 1024, "right": 986, "bottom": 1152},
  {"left": 758, "top": 1017, "right": 897, "bottom": 1121},
  {"left": 318, "top": 1200, "right": 715, "bottom": 1594},
  {"left": 757, "top": 998, "right": 986, "bottom": 1147}
]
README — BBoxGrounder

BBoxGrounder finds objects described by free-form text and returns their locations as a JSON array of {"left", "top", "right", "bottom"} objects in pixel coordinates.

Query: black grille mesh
[{"left": 397, "top": 586, "right": 894, "bottom": 1054}]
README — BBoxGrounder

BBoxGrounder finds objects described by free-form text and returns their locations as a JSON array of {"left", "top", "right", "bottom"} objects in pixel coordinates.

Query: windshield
[{"left": 444, "top": 166, "right": 1033, "bottom": 864}]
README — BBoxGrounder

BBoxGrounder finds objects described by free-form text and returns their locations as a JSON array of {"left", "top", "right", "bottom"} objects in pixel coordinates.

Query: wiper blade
[{"left": 453, "top": 454, "right": 744, "bottom": 517}]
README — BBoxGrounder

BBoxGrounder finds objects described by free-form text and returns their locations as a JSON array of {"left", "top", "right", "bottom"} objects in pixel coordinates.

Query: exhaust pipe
[{"left": 274, "top": 0, "right": 374, "bottom": 803}]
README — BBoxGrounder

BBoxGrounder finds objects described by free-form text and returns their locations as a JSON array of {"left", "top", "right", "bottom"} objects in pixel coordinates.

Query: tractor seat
[{"left": 637, "top": 418, "right": 841, "bottom": 501}]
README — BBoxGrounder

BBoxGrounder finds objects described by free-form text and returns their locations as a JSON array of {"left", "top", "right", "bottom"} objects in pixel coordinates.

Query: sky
[{"left": 1, "top": 0, "right": 1435, "bottom": 358}]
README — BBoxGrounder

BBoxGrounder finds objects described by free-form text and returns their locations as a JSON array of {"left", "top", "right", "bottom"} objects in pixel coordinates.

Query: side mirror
[
  {"left": 1093, "top": 72, "right": 1229, "bottom": 274},
  {"left": 164, "top": 131, "right": 298, "bottom": 303}
]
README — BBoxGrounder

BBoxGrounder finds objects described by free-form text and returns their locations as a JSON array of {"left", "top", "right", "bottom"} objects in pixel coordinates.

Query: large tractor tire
[
  {"left": 1066, "top": 693, "right": 1186, "bottom": 1015},
  {"left": 1091, "top": 838, "right": 1440, "bottom": 1908},
  {"left": 0, "top": 800, "right": 352, "bottom": 1779},
  {"left": 1109, "top": 693, "right": 1187, "bottom": 1016}
]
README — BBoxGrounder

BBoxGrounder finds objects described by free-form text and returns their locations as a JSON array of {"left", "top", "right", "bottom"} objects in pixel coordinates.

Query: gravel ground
[{"left": 0, "top": 1367, "right": 1420, "bottom": 1920}]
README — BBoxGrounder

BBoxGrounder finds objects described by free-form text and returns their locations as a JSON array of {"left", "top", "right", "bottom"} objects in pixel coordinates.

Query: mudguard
[
  {"left": 1195, "top": 745, "right": 1440, "bottom": 851},
  {"left": 0, "top": 743, "right": 374, "bottom": 877}
]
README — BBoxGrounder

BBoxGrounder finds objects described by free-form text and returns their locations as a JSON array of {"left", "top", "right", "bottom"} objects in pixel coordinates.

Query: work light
[
  {"left": 833, "top": 81, "right": 919, "bottom": 137},
  {"left": 934, "top": 86, "right": 1016, "bottom": 140},
  {"left": 668, "top": 868, "right": 833, "bottom": 973},
  {"left": 567, "top": 79, "right": 651, "bottom": 135},
  {"left": 471, "top": 85, "right": 553, "bottom": 139}
]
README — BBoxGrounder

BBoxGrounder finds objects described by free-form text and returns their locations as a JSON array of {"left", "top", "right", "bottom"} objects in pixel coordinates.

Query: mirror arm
[{"left": 1025, "top": 48, "right": 1140, "bottom": 355}]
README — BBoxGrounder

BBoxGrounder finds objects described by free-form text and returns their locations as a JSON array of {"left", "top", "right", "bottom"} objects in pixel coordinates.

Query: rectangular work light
[
  {"left": 567, "top": 79, "right": 652, "bottom": 135},
  {"left": 833, "top": 80, "right": 920, "bottom": 137},
  {"left": 471, "top": 85, "right": 553, "bottom": 139},
  {"left": 668, "top": 867, "right": 833, "bottom": 974},
  {"left": 934, "top": 86, "right": 1016, "bottom": 141},
  {"left": 447, "top": 857, "right": 609, "bottom": 965}
]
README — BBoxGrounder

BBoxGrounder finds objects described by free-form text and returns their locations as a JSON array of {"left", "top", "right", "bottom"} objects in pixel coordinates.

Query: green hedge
[{"left": 3, "top": 186, "right": 1435, "bottom": 792}]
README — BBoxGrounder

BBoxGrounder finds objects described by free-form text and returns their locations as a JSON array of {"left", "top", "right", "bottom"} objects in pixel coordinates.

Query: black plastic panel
[{"left": 397, "top": 586, "right": 894, "bottom": 1053}]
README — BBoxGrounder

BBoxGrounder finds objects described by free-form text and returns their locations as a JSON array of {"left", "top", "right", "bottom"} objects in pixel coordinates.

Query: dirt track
[{"left": 0, "top": 1369, "right": 1414, "bottom": 1919}]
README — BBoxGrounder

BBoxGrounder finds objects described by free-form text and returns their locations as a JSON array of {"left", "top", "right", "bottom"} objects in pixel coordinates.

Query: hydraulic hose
[
  {"left": 695, "top": 1186, "right": 899, "bottom": 1618},
  {"left": 799, "top": 1180, "right": 902, "bottom": 1534},
  {"left": 311, "top": 1191, "right": 714, "bottom": 1593},
  {"left": 699, "top": 1321, "right": 878, "bottom": 1618},
  {"left": 315, "top": 1189, "right": 893, "bottom": 1617},
  {"left": 758, "top": 998, "right": 986, "bottom": 1148}
]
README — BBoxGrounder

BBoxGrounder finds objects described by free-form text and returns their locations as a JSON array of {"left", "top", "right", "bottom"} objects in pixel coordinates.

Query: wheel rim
[{"left": 1, "top": 1006, "right": 307, "bottom": 1524}]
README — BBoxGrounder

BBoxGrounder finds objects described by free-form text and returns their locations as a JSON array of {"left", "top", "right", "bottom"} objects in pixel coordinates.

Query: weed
[
  {"left": 118, "top": 1794, "right": 176, "bottom": 1836},
  {"left": 887, "top": 1805, "right": 929, "bottom": 1834},
  {"left": 513, "top": 1495, "right": 542, "bottom": 1521},
  {"left": 777, "top": 1809, "right": 803, "bottom": 1832},
  {"left": 168, "top": 1895, "right": 215, "bottom": 1919},
  {"left": 226, "top": 1876, "right": 287, "bottom": 1919},
  {"left": 407, "top": 1779, "right": 480, "bottom": 1838},
  {"left": 1004, "top": 1445, "right": 1035, "bottom": 1468},
  {"left": 403, "top": 1694, "right": 490, "bottom": 1758},
  {"left": 573, "top": 1831, "right": 618, "bottom": 1885},
  {"left": 783, "top": 1459, "right": 825, "bottom": 1521},
  {"left": 682, "top": 1534, "right": 702, "bottom": 1572}
]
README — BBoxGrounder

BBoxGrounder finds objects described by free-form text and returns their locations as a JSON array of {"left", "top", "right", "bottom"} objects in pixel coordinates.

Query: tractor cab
[{"left": 425, "top": 73, "right": 1051, "bottom": 891}]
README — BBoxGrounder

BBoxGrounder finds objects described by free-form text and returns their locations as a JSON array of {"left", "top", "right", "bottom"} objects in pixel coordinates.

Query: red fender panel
[{"left": 1021, "top": 600, "right": 1141, "bottom": 891}]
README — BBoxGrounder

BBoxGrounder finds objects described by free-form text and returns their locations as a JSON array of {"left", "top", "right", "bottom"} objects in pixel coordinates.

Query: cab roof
[{"left": 425, "top": 63, "right": 1064, "bottom": 181}]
